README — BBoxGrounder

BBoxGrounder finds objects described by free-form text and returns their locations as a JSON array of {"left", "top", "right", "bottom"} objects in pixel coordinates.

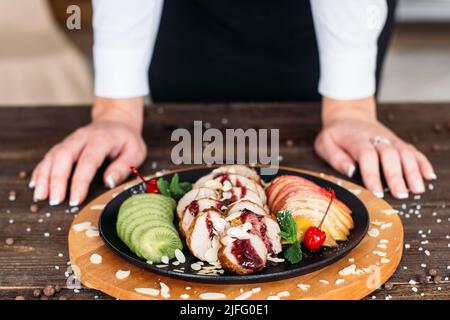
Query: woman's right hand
[{"left": 30, "top": 97, "right": 147, "bottom": 206}]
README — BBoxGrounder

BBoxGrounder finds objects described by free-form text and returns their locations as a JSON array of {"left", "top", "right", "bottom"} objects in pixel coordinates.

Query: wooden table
[{"left": 1, "top": 103, "right": 449, "bottom": 300}]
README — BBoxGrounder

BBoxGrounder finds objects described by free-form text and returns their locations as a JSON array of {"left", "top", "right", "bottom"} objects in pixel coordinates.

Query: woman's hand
[
  {"left": 30, "top": 97, "right": 147, "bottom": 206},
  {"left": 315, "top": 96, "right": 436, "bottom": 199}
]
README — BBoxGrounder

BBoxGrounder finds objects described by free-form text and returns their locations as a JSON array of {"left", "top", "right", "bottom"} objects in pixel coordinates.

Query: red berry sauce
[
  {"left": 205, "top": 214, "right": 215, "bottom": 241},
  {"left": 240, "top": 210, "right": 273, "bottom": 254},
  {"left": 231, "top": 238, "right": 264, "bottom": 271},
  {"left": 187, "top": 200, "right": 199, "bottom": 217}
]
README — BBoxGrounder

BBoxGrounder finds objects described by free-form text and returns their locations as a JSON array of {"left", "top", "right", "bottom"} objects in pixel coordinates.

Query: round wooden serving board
[{"left": 68, "top": 167, "right": 403, "bottom": 300}]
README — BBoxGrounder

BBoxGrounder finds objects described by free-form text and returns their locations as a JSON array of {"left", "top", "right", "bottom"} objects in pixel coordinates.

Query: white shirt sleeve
[
  {"left": 93, "top": 0, "right": 163, "bottom": 98},
  {"left": 310, "top": 0, "right": 388, "bottom": 100}
]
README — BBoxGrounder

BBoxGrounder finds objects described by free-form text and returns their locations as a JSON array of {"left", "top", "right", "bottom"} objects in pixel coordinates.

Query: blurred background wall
[{"left": 0, "top": 0, "right": 449, "bottom": 106}]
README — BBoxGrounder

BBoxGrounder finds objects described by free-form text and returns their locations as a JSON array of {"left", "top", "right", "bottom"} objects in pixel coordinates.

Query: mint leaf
[
  {"left": 179, "top": 181, "right": 192, "bottom": 193},
  {"left": 168, "top": 174, "right": 191, "bottom": 200},
  {"left": 284, "top": 241, "right": 302, "bottom": 264},
  {"left": 157, "top": 178, "right": 170, "bottom": 197},
  {"left": 277, "top": 210, "right": 298, "bottom": 244}
]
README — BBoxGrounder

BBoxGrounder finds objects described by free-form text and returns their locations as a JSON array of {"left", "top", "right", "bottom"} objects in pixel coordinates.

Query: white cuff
[
  {"left": 318, "top": 51, "right": 377, "bottom": 100},
  {"left": 94, "top": 47, "right": 150, "bottom": 99}
]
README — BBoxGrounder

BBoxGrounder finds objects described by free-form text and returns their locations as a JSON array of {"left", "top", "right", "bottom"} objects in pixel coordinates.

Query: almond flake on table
[
  {"left": 377, "top": 244, "right": 387, "bottom": 249},
  {"left": 381, "top": 209, "right": 399, "bottom": 215},
  {"left": 370, "top": 220, "right": 385, "bottom": 226},
  {"left": 266, "top": 295, "right": 281, "bottom": 300},
  {"left": 319, "top": 280, "right": 329, "bottom": 285},
  {"left": 297, "top": 284, "right": 310, "bottom": 291},
  {"left": 72, "top": 221, "right": 92, "bottom": 232},
  {"left": 368, "top": 228, "right": 380, "bottom": 238},
  {"left": 335, "top": 279, "right": 345, "bottom": 285},
  {"left": 373, "top": 251, "right": 386, "bottom": 257},
  {"left": 252, "top": 287, "right": 261, "bottom": 293},
  {"left": 380, "top": 222, "right": 393, "bottom": 229},
  {"left": 277, "top": 291, "right": 290, "bottom": 297},
  {"left": 424, "top": 250, "right": 431, "bottom": 256},
  {"left": 235, "top": 290, "right": 253, "bottom": 300},
  {"left": 160, "top": 282, "right": 170, "bottom": 298},
  {"left": 180, "top": 294, "right": 190, "bottom": 299},
  {"left": 135, "top": 288, "right": 159, "bottom": 296},
  {"left": 348, "top": 258, "right": 355, "bottom": 262},
  {"left": 338, "top": 264, "right": 357, "bottom": 276},
  {"left": 85, "top": 229, "right": 100, "bottom": 237},
  {"left": 90, "top": 253, "right": 102, "bottom": 264},
  {"left": 409, "top": 280, "right": 418, "bottom": 285},
  {"left": 199, "top": 292, "right": 226, "bottom": 300},
  {"left": 380, "top": 258, "right": 390, "bottom": 264},
  {"left": 379, "top": 239, "right": 389, "bottom": 244},
  {"left": 90, "top": 204, "right": 106, "bottom": 210},
  {"left": 115, "top": 270, "right": 130, "bottom": 280}
]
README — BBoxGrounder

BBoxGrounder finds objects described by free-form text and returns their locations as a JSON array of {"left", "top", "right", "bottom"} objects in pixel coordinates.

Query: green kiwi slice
[{"left": 137, "top": 226, "right": 183, "bottom": 262}]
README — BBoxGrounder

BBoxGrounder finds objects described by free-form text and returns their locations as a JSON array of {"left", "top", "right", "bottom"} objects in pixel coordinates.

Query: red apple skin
[
  {"left": 270, "top": 183, "right": 324, "bottom": 209},
  {"left": 267, "top": 176, "right": 319, "bottom": 207},
  {"left": 266, "top": 175, "right": 316, "bottom": 197}
]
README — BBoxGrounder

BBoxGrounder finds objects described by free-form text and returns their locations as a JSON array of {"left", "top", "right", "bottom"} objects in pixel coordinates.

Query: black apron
[{"left": 149, "top": 0, "right": 396, "bottom": 103}]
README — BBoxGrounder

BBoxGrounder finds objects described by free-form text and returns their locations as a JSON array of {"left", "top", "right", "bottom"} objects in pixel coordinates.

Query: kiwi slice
[
  {"left": 128, "top": 220, "right": 176, "bottom": 253},
  {"left": 122, "top": 216, "right": 174, "bottom": 247},
  {"left": 119, "top": 200, "right": 173, "bottom": 216},
  {"left": 138, "top": 226, "right": 183, "bottom": 262},
  {"left": 117, "top": 205, "right": 173, "bottom": 227},
  {"left": 121, "top": 194, "right": 176, "bottom": 211},
  {"left": 118, "top": 202, "right": 173, "bottom": 223}
]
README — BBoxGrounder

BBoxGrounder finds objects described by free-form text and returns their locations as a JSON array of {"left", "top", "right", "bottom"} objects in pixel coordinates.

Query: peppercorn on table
[{"left": 0, "top": 103, "right": 449, "bottom": 300}]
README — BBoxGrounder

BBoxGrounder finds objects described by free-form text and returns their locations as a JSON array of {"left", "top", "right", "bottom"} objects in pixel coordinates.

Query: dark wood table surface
[{"left": 1, "top": 103, "right": 449, "bottom": 300}]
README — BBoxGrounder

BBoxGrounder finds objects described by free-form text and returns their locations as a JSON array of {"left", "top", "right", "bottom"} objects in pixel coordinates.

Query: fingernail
[
  {"left": 347, "top": 164, "right": 356, "bottom": 178},
  {"left": 33, "top": 185, "right": 45, "bottom": 201},
  {"left": 373, "top": 191, "right": 384, "bottom": 199},
  {"left": 396, "top": 192, "right": 409, "bottom": 199},
  {"left": 428, "top": 172, "right": 437, "bottom": 180},
  {"left": 69, "top": 199, "right": 79, "bottom": 207},
  {"left": 106, "top": 173, "right": 116, "bottom": 189},
  {"left": 70, "top": 190, "right": 79, "bottom": 207},
  {"left": 28, "top": 180, "right": 36, "bottom": 189},
  {"left": 49, "top": 198, "right": 61, "bottom": 206},
  {"left": 413, "top": 180, "right": 425, "bottom": 193}
]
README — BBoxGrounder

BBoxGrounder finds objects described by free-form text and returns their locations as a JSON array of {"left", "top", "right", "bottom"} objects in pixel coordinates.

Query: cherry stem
[
  {"left": 318, "top": 188, "right": 335, "bottom": 229},
  {"left": 130, "top": 166, "right": 149, "bottom": 186}
]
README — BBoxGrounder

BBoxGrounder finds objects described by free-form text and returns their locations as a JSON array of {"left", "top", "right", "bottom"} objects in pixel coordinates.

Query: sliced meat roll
[
  {"left": 176, "top": 187, "right": 219, "bottom": 218},
  {"left": 195, "top": 165, "right": 261, "bottom": 187},
  {"left": 213, "top": 165, "right": 260, "bottom": 182},
  {"left": 219, "top": 229, "right": 268, "bottom": 275},
  {"left": 195, "top": 174, "right": 266, "bottom": 204},
  {"left": 219, "top": 187, "right": 264, "bottom": 207},
  {"left": 186, "top": 208, "right": 229, "bottom": 263},
  {"left": 227, "top": 200, "right": 269, "bottom": 218},
  {"left": 179, "top": 198, "right": 223, "bottom": 237},
  {"left": 239, "top": 210, "right": 282, "bottom": 254}
]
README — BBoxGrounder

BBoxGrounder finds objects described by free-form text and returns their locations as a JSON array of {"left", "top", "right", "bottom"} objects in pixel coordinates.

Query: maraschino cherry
[
  {"left": 304, "top": 188, "right": 335, "bottom": 251},
  {"left": 130, "top": 166, "right": 160, "bottom": 194}
]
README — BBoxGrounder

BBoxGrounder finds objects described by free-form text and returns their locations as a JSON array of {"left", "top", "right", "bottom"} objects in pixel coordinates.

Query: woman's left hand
[{"left": 314, "top": 96, "right": 436, "bottom": 199}]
